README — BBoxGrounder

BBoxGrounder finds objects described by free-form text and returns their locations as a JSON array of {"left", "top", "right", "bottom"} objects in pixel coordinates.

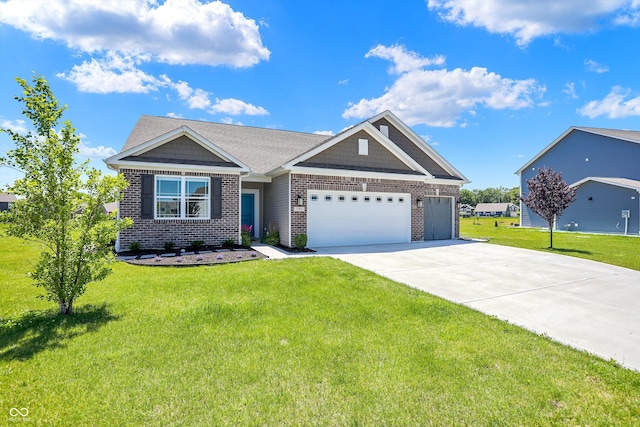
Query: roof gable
[
  {"left": 295, "top": 129, "right": 417, "bottom": 175},
  {"left": 114, "top": 115, "right": 327, "bottom": 175},
  {"left": 516, "top": 126, "right": 640, "bottom": 175},
  {"left": 367, "top": 111, "right": 468, "bottom": 181},
  {"left": 282, "top": 119, "right": 431, "bottom": 177},
  {"left": 106, "top": 125, "right": 250, "bottom": 172}
]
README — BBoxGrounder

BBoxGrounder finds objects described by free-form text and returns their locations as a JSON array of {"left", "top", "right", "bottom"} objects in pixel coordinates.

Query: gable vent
[
  {"left": 358, "top": 138, "right": 369, "bottom": 156},
  {"left": 379, "top": 125, "right": 389, "bottom": 137}
]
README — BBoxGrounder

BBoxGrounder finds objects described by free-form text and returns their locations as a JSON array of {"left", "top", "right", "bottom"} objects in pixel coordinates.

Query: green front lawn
[
  {"left": 1, "top": 232, "right": 639, "bottom": 425},
  {"left": 461, "top": 216, "right": 640, "bottom": 271}
]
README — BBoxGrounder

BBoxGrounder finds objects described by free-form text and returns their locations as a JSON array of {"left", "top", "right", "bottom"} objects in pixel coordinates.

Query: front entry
[
  {"left": 424, "top": 196, "right": 452, "bottom": 240},
  {"left": 241, "top": 193, "right": 255, "bottom": 236}
]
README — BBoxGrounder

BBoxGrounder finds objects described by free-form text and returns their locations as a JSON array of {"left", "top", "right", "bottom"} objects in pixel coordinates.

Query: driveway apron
[{"left": 315, "top": 240, "right": 640, "bottom": 371}]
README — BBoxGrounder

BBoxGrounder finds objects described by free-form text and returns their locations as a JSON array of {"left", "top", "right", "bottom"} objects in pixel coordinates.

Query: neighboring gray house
[
  {"left": 106, "top": 111, "right": 469, "bottom": 251},
  {"left": 0, "top": 193, "right": 17, "bottom": 212},
  {"left": 516, "top": 127, "right": 640, "bottom": 235},
  {"left": 474, "top": 203, "right": 518, "bottom": 217}
]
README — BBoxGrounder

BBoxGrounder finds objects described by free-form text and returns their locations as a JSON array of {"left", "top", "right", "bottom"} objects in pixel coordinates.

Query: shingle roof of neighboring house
[
  {"left": 577, "top": 127, "right": 640, "bottom": 143},
  {"left": 0, "top": 193, "right": 17, "bottom": 202},
  {"left": 102, "top": 202, "right": 119, "bottom": 214},
  {"left": 516, "top": 126, "right": 640, "bottom": 175},
  {"left": 122, "top": 115, "right": 329, "bottom": 175},
  {"left": 570, "top": 176, "right": 640, "bottom": 191},
  {"left": 474, "top": 203, "right": 517, "bottom": 212}
]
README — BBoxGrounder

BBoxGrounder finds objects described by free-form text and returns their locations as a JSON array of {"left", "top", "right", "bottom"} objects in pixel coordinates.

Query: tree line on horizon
[{"left": 459, "top": 187, "right": 520, "bottom": 206}]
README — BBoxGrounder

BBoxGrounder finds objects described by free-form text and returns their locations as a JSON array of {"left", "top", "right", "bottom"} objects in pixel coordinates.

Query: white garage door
[{"left": 307, "top": 190, "right": 411, "bottom": 247}]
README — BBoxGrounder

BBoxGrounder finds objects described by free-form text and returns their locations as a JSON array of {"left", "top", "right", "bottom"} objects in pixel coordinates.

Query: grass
[
  {"left": 1, "top": 231, "right": 639, "bottom": 425},
  {"left": 461, "top": 216, "right": 640, "bottom": 271}
]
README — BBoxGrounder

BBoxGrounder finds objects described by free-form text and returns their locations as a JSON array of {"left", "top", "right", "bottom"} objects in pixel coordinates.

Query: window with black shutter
[
  {"left": 140, "top": 174, "right": 154, "bottom": 219},
  {"left": 211, "top": 177, "right": 222, "bottom": 219}
]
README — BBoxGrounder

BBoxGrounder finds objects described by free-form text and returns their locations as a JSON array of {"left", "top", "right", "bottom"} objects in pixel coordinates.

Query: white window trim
[
  {"left": 155, "top": 175, "right": 210, "bottom": 220},
  {"left": 358, "top": 138, "right": 368, "bottom": 156}
]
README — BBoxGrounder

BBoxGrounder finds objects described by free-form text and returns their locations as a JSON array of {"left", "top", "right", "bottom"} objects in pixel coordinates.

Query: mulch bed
[{"left": 120, "top": 247, "right": 267, "bottom": 267}]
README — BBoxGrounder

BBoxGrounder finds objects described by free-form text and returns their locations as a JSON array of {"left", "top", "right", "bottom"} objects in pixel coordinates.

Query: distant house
[
  {"left": 459, "top": 203, "right": 474, "bottom": 217},
  {"left": 102, "top": 202, "right": 118, "bottom": 215},
  {"left": 516, "top": 127, "right": 640, "bottom": 235},
  {"left": 474, "top": 203, "right": 518, "bottom": 217},
  {"left": 0, "top": 193, "right": 16, "bottom": 212}
]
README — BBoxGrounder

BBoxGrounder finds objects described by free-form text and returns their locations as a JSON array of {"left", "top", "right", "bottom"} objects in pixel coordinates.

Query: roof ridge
[{"left": 142, "top": 114, "right": 332, "bottom": 139}]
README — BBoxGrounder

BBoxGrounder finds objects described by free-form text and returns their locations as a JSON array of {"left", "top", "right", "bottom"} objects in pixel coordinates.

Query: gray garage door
[{"left": 424, "top": 196, "right": 452, "bottom": 240}]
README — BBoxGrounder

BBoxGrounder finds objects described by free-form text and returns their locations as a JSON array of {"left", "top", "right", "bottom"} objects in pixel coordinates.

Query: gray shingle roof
[
  {"left": 0, "top": 193, "right": 17, "bottom": 202},
  {"left": 474, "top": 203, "right": 517, "bottom": 212},
  {"left": 577, "top": 127, "right": 640, "bottom": 143},
  {"left": 574, "top": 177, "right": 640, "bottom": 191},
  {"left": 122, "top": 115, "right": 330, "bottom": 174}
]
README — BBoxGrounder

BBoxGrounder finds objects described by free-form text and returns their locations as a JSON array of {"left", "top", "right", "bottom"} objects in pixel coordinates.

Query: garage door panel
[{"left": 307, "top": 190, "right": 411, "bottom": 247}]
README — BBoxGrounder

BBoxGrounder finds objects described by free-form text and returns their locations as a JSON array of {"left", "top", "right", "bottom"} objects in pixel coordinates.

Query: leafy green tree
[
  {"left": 521, "top": 167, "right": 577, "bottom": 249},
  {"left": 459, "top": 189, "right": 476, "bottom": 206},
  {"left": 1, "top": 74, "right": 131, "bottom": 315},
  {"left": 505, "top": 187, "right": 520, "bottom": 205}
]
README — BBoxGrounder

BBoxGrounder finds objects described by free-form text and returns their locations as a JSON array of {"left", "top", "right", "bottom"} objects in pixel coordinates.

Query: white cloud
[
  {"left": 1, "top": 119, "right": 28, "bottom": 133},
  {"left": 428, "top": 0, "right": 638, "bottom": 46},
  {"left": 57, "top": 52, "right": 168, "bottom": 93},
  {"left": 338, "top": 79, "right": 349, "bottom": 86},
  {"left": 562, "top": 82, "right": 578, "bottom": 99},
  {"left": 343, "top": 44, "right": 545, "bottom": 127},
  {"left": 578, "top": 86, "right": 640, "bottom": 118},
  {"left": 365, "top": 44, "right": 445, "bottom": 74},
  {"left": 219, "top": 117, "right": 244, "bottom": 125},
  {"left": 585, "top": 59, "right": 610, "bottom": 73},
  {"left": 56, "top": 56, "right": 269, "bottom": 116},
  {"left": 313, "top": 130, "right": 335, "bottom": 136},
  {"left": 78, "top": 142, "right": 117, "bottom": 158},
  {"left": 172, "top": 81, "right": 212, "bottom": 110},
  {"left": 0, "top": 0, "right": 270, "bottom": 67},
  {"left": 166, "top": 112, "right": 183, "bottom": 119},
  {"left": 209, "top": 98, "right": 268, "bottom": 116}
]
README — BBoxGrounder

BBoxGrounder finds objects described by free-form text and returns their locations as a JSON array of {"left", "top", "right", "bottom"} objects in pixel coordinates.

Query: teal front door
[{"left": 241, "top": 193, "right": 255, "bottom": 236}]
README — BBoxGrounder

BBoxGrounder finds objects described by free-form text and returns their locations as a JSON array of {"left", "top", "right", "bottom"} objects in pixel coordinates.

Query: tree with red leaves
[{"left": 521, "top": 167, "right": 577, "bottom": 249}]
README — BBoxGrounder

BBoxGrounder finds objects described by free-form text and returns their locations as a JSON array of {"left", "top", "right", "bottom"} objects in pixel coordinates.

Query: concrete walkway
[{"left": 313, "top": 240, "right": 640, "bottom": 371}]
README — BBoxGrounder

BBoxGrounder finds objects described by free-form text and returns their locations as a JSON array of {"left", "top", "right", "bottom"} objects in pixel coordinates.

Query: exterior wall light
[
  {"left": 297, "top": 195, "right": 304, "bottom": 206},
  {"left": 417, "top": 198, "right": 423, "bottom": 208}
]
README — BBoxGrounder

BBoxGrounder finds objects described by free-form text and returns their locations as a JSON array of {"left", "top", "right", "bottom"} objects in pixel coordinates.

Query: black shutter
[
  {"left": 211, "top": 177, "right": 222, "bottom": 219},
  {"left": 141, "top": 174, "right": 154, "bottom": 219}
]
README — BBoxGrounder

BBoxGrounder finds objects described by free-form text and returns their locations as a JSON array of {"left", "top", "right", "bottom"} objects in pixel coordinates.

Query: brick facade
[
  {"left": 289, "top": 173, "right": 460, "bottom": 244},
  {"left": 118, "top": 168, "right": 240, "bottom": 250}
]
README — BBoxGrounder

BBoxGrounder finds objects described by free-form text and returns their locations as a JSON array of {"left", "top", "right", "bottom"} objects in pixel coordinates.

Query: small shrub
[
  {"left": 222, "top": 238, "right": 236, "bottom": 247},
  {"left": 128, "top": 241, "right": 141, "bottom": 253},
  {"left": 294, "top": 233, "right": 307, "bottom": 249},
  {"left": 494, "top": 220, "right": 498, "bottom": 227},
  {"left": 265, "top": 230, "right": 280, "bottom": 246},
  {"left": 164, "top": 241, "right": 175, "bottom": 250},
  {"left": 241, "top": 230, "right": 252, "bottom": 247},
  {"left": 190, "top": 240, "right": 204, "bottom": 249}
]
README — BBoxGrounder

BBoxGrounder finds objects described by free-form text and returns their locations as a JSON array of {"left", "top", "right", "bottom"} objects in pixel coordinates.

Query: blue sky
[{"left": 2, "top": 0, "right": 640, "bottom": 190}]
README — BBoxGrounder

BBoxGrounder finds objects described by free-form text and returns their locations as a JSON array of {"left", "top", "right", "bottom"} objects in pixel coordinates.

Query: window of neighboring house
[{"left": 155, "top": 176, "right": 210, "bottom": 219}]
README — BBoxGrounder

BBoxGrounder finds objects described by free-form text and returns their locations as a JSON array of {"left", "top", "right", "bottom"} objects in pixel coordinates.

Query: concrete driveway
[{"left": 314, "top": 240, "right": 640, "bottom": 371}]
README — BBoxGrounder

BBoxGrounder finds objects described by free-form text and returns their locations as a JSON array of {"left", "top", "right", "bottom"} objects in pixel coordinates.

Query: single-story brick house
[{"left": 106, "top": 111, "right": 469, "bottom": 250}]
